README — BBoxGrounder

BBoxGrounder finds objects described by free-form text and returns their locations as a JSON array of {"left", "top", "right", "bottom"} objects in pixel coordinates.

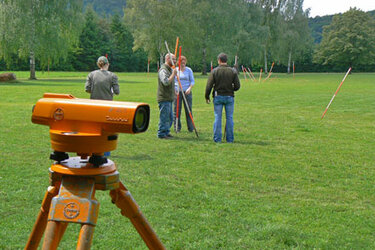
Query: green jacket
[
  {"left": 157, "top": 63, "right": 175, "bottom": 102},
  {"left": 85, "top": 70, "right": 119, "bottom": 100},
  {"left": 205, "top": 65, "right": 240, "bottom": 99}
]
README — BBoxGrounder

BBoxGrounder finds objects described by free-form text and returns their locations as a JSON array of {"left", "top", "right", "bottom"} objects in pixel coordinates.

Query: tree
[
  {"left": 110, "top": 14, "right": 134, "bottom": 72},
  {"left": 0, "top": 0, "right": 83, "bottom": 79},
  {"left": 73, "top": 9, "right": 146, "bottom": 72},
  {"left": 125, "top": 0, "right": 252, "bottom": 74},
  {"left": 187, "top": 0, "right": 231, "bottom": 74},
  {"left": 232, "top": 1, "right": 267, "bottom": 68},
  {"left": 281, "top": 0, "right": 313, "bottom": 73},
  {"left": 125, "top": 0, "right": 180, "bottom": 67},
  {"left": 254, "top": 0, "right": 288, "bottom": 73},
  {"left": 73, "top": 7, "right": 111, "bottom": 71},
  {"left": 308, "top": 15, "right": 334, "bottom": 44},
  {"left": 314, "top": 8, "right": 375, "bottom": 69}
]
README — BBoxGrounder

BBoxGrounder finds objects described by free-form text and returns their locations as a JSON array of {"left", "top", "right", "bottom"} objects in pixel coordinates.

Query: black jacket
[{"left": 205, "top": 65, "right": 240, "bottom": 100}]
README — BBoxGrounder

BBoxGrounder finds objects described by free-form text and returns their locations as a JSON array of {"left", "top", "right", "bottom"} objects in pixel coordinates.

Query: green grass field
[{"left": 0, "top": 71, "right": 374, "bottom": 249}]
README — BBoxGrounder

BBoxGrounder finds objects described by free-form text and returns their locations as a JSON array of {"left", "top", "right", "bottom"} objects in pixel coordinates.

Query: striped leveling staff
[
  {"left": 174, "top": 37, "right": 180, "bottom": 132},
  {"left": 321, "top": 67, "right": 352, "bottom": 119}
]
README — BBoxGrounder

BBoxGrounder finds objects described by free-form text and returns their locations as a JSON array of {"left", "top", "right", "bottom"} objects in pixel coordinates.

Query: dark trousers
[{"left": 173, "top": 91, "right": 193, "bottom": 132}]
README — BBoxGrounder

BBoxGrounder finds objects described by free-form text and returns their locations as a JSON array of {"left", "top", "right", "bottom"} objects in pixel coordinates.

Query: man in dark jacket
[
  {"left": 157, "top": 53, "right": 177, "bottom": 139},
  {"left": 205, "top": 53, "right": 240, "bottom": 143}
]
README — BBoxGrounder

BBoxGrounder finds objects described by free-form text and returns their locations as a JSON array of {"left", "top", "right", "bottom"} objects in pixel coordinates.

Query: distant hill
[
  {"left": 309, "top": 9, "right": 375, "bottom": 44},
  {"left": 308, "top": 15, "right": 333, "bottom": 44},
  {"left": 83, "top": 0, "right": 126, "bottom": 16}
]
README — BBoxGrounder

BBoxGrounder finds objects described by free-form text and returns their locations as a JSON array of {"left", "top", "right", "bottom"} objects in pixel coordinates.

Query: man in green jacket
[
  {"left": 157, "top": 53, "right": 177, "bottom": 139},
  {"left": 205, "top": 53, "right": 240, "bottom": 143}
]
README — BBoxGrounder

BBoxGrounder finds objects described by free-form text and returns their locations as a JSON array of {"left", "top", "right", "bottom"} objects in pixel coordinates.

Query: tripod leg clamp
[{"left": 49, "top": 176, "right": 99, "bottom": 225}]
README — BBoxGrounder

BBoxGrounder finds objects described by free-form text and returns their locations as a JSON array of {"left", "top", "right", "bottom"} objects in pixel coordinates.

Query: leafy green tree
[
  {"left": 131, "top": 48, "right": 148, "bottom": 72},
  {"left": 174, "top": 0, "right": 210, "bottom": 74},
  {"left": 73, "top": 7, "right": 111, "bottom": 71},
  {"left": 125, "top": 0, "right": 247, "bottom": 74},
  {"left": 314, "top": 8, "right": 375, "bottom": 69},
  {"left": 0, "top": 0, "right": 83, "bottom": 79},
  {"left": 125, "top": 0, "right": 179, "bottom": 67},
  {"left": 196, "top": 0, "right": 259, "bottom": 74},
  {"left": 233, "top": 1, "right": 267, "bottom": 67},
  {"left": 254, "top": 0, "right": 287, "bottom": 73},
  {"left": 281, "top": 0, "right": 313, "bottom": 73},
  {"left": 186, "top": 0, "right": 230, "bottom": 74}
]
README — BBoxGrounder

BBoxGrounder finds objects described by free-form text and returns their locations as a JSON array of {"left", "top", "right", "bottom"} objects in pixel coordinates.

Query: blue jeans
[
  {"left": 213, "top": 96, "right": 234, "bottom": 142},
  {"left": 158, "top": 101, "right": 173, "bottom": 137},
  {"left": 174, "top": 91, "right": 193, "bottom": 132}
]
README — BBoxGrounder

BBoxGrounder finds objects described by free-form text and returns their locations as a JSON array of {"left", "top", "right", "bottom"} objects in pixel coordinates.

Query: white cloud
[{"left": 303, "top": 0, "right": 375, "bottom": 17}]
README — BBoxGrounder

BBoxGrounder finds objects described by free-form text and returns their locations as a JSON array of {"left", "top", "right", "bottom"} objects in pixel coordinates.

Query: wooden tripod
[{"left": 25, "top": 157, "right": 165, "bottom": 250}]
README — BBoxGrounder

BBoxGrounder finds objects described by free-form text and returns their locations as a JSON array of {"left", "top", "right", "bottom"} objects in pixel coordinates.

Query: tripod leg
[
  {"left": 25, "top": 186, "right": 59, "bottom": 250},
  {"left": 55, "top": 222, "right": 68, "bottom": 246},
  {"left": 110, "top": 182, "right": 165, "bottom": 250},
  {"left": 41, "top": 222, "right": 68, "bottom": 249},
  {"left": 77, "top": 224, "right": 95, "bottom": 250},
  {"left": 42, "top": 221, "right": 64, "bottom": 250}
]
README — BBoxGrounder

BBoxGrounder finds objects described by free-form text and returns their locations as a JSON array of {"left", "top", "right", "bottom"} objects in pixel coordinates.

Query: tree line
[
  {"left": 0, "top": 0, "right": 374, "bottom": 79},
  {"left": 0, "top": 2, "right": 147, "bottom": 78}
]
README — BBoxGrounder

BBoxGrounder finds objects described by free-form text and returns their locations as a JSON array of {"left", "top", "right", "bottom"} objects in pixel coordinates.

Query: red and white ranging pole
[{"left": 321, "top": 67, "right": 352, "bottom": 119}]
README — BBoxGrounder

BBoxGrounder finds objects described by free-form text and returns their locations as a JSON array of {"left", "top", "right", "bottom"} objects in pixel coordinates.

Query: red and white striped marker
[
  {"left": 263, "top": 62, "right": 275, "bottom": 82},
  {"left": 247, "top": 67, "right": 256, "bottom": 80},
  {"left": 244, "top": 67, "right": 255, "bottom": 81},
  {"left": 321, "top": 67, "right": 352, "bottom": 119},
  {"left": 241, "top": 66, "right": 248, "bottom": 81}
]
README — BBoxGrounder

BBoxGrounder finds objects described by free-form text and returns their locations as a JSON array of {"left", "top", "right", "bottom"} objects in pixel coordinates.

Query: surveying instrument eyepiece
[{"left": 25, "top": 93, "right": 165, "bottom": 250}]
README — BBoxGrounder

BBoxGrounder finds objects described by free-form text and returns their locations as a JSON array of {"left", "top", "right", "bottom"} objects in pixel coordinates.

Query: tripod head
[{"left": 32, "top": 93, "right": 150, "bottom": 164}]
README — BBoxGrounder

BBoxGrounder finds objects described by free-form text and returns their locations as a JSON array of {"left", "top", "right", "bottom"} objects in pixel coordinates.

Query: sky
[{"left": 303, "top": 0, "right": 375, "bottom": 17}]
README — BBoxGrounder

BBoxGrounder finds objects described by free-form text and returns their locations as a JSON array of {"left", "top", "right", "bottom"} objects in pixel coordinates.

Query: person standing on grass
[
  {"left": 85, "top": 56, "right": 119, "bottom": 156},
  {"left": 157, "top": 53, "right": 178, "bottom": 139},
  {"left": 85, "top": 56, "right": 120, "bottom": 100},
  {"left": 205, "top": 53, "right": 240, "bottom": 143},
  {"left": 174, "top": 55, "right": 195, "bottom": 133}
]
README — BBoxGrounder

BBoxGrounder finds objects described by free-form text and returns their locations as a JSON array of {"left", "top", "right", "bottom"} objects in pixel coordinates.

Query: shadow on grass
[
  {"left": 168, "top": 135, "right": 208, "bottom": 142},
  {"left": 36, "top": 79, "right": 83, "bottom": 83},
  {"left": 0, "top": 80, "right": 79, "bottom": 87},
  {"left": 0, "top": 80, "right": 22, "bottom": 85},
  {"left": 0, "top": 79, "right": 152, "bottom": 86},
  {"left": 169, "top": 135, "right": 271, "bottom": 146}
]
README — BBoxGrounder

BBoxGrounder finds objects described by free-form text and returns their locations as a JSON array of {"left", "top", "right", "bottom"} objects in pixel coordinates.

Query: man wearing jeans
[
  {"left": 205, "top": 53, "right": 240, "bottom": 143},
  {"left": 157, "top": 53, "right": 177, "bottom": 139}
]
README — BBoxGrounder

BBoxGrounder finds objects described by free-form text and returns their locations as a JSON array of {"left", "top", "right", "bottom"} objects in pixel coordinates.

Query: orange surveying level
[{"left": 25, "top": 93, "right": 165, "bottom": 250}]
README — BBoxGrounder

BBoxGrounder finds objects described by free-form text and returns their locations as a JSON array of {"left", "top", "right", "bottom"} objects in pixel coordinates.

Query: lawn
[{"left": 0, "top": 71, "right": 374, "bottom": 249}]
